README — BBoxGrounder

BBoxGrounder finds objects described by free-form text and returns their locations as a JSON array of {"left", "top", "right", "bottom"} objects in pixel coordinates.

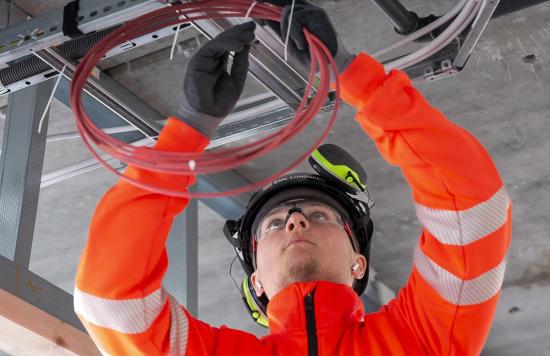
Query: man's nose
[{"left": 286, "top": 212, "right": 310, "bottom": 232}]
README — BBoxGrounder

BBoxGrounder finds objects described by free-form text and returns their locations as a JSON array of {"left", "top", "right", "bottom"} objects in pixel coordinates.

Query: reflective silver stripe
[
  {"left": 414, "top": 246, "right": 506, "bottom": 305},
  {"left": 97, "top": 345, "right": 111, "bottom": 356},
  {"left": 74, "top": 287, "right": 168, "bottom": 334},
  {"left": 168, "top": 296, "right": 189, "bottom": 355},
  {"left": 415, "top": 187, "right": 510, "bottom": 245}
]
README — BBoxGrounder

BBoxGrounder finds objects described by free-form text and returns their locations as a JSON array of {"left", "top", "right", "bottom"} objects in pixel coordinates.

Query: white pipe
[
  {"left": 371, "top": 0, "right": 470, "bottom": 59},
  {"left": 40, "top": 155, "right": 118, "bottom": 188},
  {"left": 406, "top": 0, "right": 483, "bottom": 68},
  {"left": 385, "top": 0, "right": 482, "bottom": 71},
  {"left": 40, "top": 137, "right": 154, "bottom": 188},
  {"left": 46, "top": 125, "right": 159, "bottom": 142}
]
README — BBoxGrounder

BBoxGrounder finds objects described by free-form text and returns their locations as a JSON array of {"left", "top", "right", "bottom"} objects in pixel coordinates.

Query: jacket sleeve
[
  {"left": 339, "top": 54, "right": 512, "bottom": 355},
  {"left": 74, "top": 118, "right": 223, "bottom": 355}
]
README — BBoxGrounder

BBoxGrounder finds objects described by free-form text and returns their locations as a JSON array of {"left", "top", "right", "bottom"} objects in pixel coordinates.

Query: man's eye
[
  {"left": 266, "top": 219, "right": 285, "bottom": 230},
  {"left": 310, "top": 211, "right": 328, "bottom": 221}
]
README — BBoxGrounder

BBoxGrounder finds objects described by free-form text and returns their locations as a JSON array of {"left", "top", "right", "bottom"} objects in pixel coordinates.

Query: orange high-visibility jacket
[{"left": 75, "top": 53, "right": 512, "bottom": 355}]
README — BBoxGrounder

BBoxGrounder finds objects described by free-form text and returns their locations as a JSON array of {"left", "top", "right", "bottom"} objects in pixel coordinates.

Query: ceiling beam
[
  {"left": 0, "top": 288, "right": 99, "bottom": 355},
  {"left": 0, "top": 78, "right": 54, "bottom": 266},
  {"left": 0, "top": 256, "right": 85, "bottom": 333}
]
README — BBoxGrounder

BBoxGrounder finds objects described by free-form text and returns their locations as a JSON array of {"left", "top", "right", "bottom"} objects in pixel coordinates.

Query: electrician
[{"left": 74, "top": 2, "right": 511, "bottom": 355}]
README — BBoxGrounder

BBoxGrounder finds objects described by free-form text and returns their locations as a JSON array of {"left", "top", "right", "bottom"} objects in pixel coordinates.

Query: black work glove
[
  {"left": 282, "top": 3, "right": 354, "bottom": 72},
  {"left": 260, "top": 2, "right": 355, "bottom": 73},
  {"left": 256, "top": 1, "right": 308, "bottom": 40},
  {"left": 177, "top": 22, "right": 256, "bottom": 138}
]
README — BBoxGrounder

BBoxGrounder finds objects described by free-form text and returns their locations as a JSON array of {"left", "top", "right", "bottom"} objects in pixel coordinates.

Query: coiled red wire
[{"left": 70, "top": 0, "right": 340, "bottom": 198}]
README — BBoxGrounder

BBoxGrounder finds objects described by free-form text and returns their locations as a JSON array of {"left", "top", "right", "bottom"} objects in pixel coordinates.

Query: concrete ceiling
[{"left": 1, "top": 0, "right": 550, "bottom": 354}]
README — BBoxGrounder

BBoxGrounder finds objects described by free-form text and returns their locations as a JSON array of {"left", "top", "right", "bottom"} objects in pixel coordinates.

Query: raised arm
[
  {"left": 339, "top": 53, "right": 512, "bottom": 355},
  {"left": 74, "top": 119, "right": 210, "bottom": 355},
  {"left": 257, "top": 2, "right": 511, "bottom": 352},
  {"left": 74, "top": 23, "right": 257, "bottom": 355}
]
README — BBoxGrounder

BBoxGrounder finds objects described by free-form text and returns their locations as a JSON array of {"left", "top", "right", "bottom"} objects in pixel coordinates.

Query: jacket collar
[{"left": 266, "top": 281, "right": 365, "bottom": 335}]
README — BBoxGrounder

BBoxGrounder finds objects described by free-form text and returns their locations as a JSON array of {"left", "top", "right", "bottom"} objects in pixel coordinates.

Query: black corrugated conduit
[{"left": 0, "top": 27, "right": 118, "bottom": 86}]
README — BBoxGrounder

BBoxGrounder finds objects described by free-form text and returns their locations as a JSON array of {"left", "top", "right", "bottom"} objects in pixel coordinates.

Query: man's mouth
[{"left": 284, "top": 238, "right": 314, "bottom": 250}]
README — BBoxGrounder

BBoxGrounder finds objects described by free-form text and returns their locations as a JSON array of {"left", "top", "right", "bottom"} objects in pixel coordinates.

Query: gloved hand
[
  {"left": 260, "top": 1, "right": 355, "bottom": 72},
  {"left": 256, "top": 1, "right": 308, "bottom": 42},
  {"left": 177, "top": 22, "right": 256, "bottom": 138}
]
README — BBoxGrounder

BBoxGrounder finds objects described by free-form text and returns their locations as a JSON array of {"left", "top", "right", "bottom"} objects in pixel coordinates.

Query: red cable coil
[{"left": 70, "top": 1, "right": 340, "bottom": 198}]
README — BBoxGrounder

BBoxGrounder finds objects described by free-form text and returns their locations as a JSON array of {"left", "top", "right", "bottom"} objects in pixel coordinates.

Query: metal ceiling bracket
[
  {"left": 405, "top": 0, "right": 501, "bottom": 84},
  {"left": 453, "top": 0, "right": 501, "bottom": 68}
]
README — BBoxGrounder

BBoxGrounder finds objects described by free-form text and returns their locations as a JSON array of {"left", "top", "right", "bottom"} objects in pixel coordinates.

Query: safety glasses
[{"left": 254, "top": 200, "right": 348, "bottom": 242}]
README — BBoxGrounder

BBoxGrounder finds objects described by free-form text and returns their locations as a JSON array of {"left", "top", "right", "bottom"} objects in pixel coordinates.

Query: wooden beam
[{"left": 0, "top": 289, "right": 100, "bottom": 355}]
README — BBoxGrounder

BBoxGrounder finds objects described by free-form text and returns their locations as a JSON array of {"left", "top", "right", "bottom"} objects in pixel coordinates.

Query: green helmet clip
[{"left": 308, "top": 144, "right": 368, "bottom": 194}]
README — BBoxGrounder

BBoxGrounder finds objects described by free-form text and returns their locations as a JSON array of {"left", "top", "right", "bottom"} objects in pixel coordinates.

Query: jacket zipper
[{"left": 304, "top": 291, "right": 318, "bottom": 356}]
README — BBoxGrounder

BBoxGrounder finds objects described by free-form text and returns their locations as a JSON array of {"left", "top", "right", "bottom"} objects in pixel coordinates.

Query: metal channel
[
  {"left": 0, "top": 79, "right": 54, "bottom": 266},
  {"left": 166, "top": 190, "right": 199, "bottom": 315},
  {"left": 0, "top": 0, "right": 167, "bottom": 64},
  {"left": 211, "top": 100, "right": 337, "bottom": 148},
  {"left": 0, "top": 23, "right": 193, "bottom": 96},
  {"left": 33, "top": 47, "right": 162, "bottom": 138},
  {"left": 196, "top": 170, "right": 252, "bottom": 220},
  {"left": 453, "top": 0, "right": 501, "bottom": 68},
  {"left": 36, "top": 103, "right": 334, "bottom": 188}
]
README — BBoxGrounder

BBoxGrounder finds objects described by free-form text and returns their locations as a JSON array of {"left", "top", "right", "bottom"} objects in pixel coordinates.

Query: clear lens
[{"left": 255, "top": 201, "right": 346, "bottom": 241}]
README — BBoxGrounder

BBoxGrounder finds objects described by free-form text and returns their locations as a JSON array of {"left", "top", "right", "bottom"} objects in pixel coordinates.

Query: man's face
[{"left": 251, "top": 201, "right": 366, "bottom": 299}]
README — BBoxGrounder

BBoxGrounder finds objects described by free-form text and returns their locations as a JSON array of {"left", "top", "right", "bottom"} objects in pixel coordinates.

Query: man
[{"left": 74, "top": 2, "right": 512, "bottom": 355}]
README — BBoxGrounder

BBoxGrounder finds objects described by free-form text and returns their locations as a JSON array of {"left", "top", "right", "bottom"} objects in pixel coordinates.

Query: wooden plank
[
  {"left": 0, "top": 289, "right": 100, "bottom": 355},
  {"left": 0, "top": 314, "right": 74, "bottom": 355}
]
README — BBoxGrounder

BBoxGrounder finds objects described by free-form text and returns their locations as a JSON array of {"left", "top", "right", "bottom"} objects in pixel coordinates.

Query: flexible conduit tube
[
  {"left": 371, "top": 0, "right": 469, "bottom": 59},
  {"left": 0, "top": 27, "right": 118, "bottom": 86},
  {"left": 403, "top": 0, "right": 483, "bottom": 69},
  {"left": 385, "top": 0, "right": 482, "bottom": 70}
]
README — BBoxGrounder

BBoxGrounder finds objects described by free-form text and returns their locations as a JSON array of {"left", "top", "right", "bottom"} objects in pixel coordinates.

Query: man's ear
[
  {"left": 250, "top": 271, "right": 264, "bottom": 297},
  {"left": 352, "top": 255, "right": 368, "bottom": 279}
]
